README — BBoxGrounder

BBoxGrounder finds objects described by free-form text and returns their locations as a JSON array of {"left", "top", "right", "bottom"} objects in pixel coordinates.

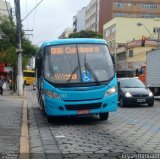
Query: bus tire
[
  {"left": 47, "top": 115, "right": 53, "bottom": 123},
  {"left": 40, "top": 99, "right": 45, "bottom": 112},
  {"left": 99, "top": 112, "right": 109, "bottom": 120}
]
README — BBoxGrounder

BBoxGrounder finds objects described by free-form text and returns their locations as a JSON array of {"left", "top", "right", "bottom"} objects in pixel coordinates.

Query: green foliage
[
  {"left": 0, "top": 16, "right": 38, "bottom": 69},
  {"left": 69, "top": 30, "right": 103, "bottom": 39},
  {"left": 0, "top": 16, "right": 16, "bottom": 50},
  {"left": 22, "top": 38, "right": 38, "bottom": 56},
  {"left": 22, "top": 55, "right": 30, "bottom": 69},
  {"left": 0, "top": 46, "right": 16, "bottom": 68}
]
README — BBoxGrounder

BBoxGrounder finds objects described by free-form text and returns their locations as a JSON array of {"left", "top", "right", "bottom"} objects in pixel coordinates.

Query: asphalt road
[{"left": 27, "top": 86, "right": 160, "bottom": 159}]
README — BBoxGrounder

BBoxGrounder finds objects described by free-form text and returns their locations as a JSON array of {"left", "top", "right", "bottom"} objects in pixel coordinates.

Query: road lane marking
[{"left": 55, "top": 135, "right": 66, "bottom": 138}]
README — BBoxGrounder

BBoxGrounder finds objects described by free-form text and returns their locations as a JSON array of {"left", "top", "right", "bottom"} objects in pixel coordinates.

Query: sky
[{"left": 8, "top": 0, "right": 90, "bottom": 45}]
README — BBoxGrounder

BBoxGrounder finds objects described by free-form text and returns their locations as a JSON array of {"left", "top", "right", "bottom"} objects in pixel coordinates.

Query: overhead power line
[
  {"left": 25, "top": 0, "right": 29, "bottom": 29},
  {"left": 32, "top": 0, "right": 38, "bottom": 31},
  {"left": 21, "top": 0, "right": 44, "bottom": 22},
  {"left": 4, "top": 0, "right": 12, "bottom": 24}
]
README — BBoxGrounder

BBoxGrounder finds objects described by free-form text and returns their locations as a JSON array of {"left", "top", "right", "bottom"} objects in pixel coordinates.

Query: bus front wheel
[
  {"left": 40, "top": 99, "right": 45, "bottom": 112},
  {"left": 99, "top": 112, "right": 109, "bottom": 120},
  {"left": 47, "top": 115, "right": 53, "bottom": 123}
]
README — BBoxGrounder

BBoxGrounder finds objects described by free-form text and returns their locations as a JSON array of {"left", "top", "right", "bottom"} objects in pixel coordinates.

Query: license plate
[
  {"left": 77, "top": 110, "right": 89, "bottom": 115},
  {"left": 137, "top": 99, "right": 146, "bottom": 102}
]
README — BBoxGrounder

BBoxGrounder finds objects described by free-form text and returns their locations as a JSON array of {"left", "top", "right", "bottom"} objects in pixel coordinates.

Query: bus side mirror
[
  {"left": 111, "top": 54, "right": 115, "bottom": 65},
  {"left": 35, "top": 57, "right": 42, "bottom": 69},
  {"left": 118, "top": 82, "right": 120, "bottom": 89},
  {"left": 35, "top": 57, "right": 42, "bottom": 77}
]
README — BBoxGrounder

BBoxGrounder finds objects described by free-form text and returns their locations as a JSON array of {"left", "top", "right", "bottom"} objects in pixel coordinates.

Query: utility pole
[
  {"left": 153, "top": 27, "right": 160, "bottom": 48},
  {"left": 15, "top": 0, "right": 23, "bottom": 96},
  {"left": 157, "top": 30, "right": 160, "bottom": 48}
]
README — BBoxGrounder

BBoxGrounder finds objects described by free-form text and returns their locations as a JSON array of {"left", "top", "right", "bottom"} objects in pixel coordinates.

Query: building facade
[
  {"left": 73, "top": 15, "right": 77, "bottom": 32},
  {"left": 103, "top": 17, "right": 160, "bottom": 54},
  {"left": 0, "top": 0, "right": 11, "bottom": 17},
  {"left": 85, "top": 0, "right": 160, "bottom": 34},
  {"left": 116, "top": 39, "right": 158, "bottom": 77},
  {"left": 73, "top": 7, "right": 86, "bottom": 32},
  {"left": 103, "top": 17, "right": 160, "bottom": 77},
  {"left": 58, "top": 27, "right": 73, "bottom": 39},
  {"left": 112, "top": 0, "right": 160, "bottom": 19},
  {"left": 85, "top": 0, "right": 108, "bottom": 34},
  {"left": 85, "top": 0, "right": 99, "bottom": 32}
]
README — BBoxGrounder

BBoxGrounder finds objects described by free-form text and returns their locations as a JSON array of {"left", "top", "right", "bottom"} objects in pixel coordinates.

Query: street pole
[
  {"left": 158, "top": 30, "right": 160, "bottom": 48},
  {"left": 15, "top": 0, "right": 23, "bottom": 96}
]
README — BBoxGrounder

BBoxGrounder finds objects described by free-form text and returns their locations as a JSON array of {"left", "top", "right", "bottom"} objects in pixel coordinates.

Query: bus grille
[
  {"left": 65, "top": 103, "right": 102, "bottom": 111},
  {"left": 132, "top": 94, "right": 148, "bottom": 97}
]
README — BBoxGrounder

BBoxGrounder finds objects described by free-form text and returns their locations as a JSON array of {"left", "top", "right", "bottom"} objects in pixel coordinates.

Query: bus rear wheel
[{"left": 99, "top": 112, "right": 109, "bottom": 120}]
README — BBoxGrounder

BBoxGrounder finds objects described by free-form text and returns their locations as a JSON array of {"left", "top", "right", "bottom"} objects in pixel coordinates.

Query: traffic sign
[{"left": 16, "top": 48, "right": 23, "bottom": 52}]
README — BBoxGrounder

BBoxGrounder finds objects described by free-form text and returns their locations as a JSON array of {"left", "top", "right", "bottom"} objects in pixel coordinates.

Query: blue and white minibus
[{"left": 35, "top": 38, "right": 118, "bottom": 122}]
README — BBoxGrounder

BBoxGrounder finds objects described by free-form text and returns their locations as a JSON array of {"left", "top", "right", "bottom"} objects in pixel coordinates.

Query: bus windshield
[
  {"left": 23, "top": 71, "right": 35, "bottom": 77},
  {"left": 44, "top": 44, "right": 114, "bottom": 85}
]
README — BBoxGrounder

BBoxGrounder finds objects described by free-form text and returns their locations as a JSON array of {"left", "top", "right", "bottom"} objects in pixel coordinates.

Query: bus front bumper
[{"left": 44, "top": 94, "right": 118, "bottom": 116}]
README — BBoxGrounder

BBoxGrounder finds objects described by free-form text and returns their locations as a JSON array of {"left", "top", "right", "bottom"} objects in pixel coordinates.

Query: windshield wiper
[
  {"left": 84, "top": 54, "right": 100, "bottom": 85},
  {"left": 66, "top": 66, "right": 78, "bottom": 84}
]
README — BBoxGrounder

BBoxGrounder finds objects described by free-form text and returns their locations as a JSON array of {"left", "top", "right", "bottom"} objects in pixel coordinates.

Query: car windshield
[
  {"left": 44, "top": 44, "right": 114, "bottom": 85},
  {"left": 120, "top": 78, "right": 145, "bottom": 88}
]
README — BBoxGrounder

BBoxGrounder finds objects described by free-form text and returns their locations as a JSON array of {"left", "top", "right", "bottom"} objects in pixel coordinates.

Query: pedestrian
[{"left": 0, "top": 76, "right": 5, "bottom": 96}]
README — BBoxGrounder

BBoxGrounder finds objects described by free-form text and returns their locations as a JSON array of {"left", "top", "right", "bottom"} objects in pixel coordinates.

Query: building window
[
  {"left": 141, "top": 4, "right": 159, "bottom": 9},
  {"left": 114, "top": 13, "right": 125, "bottom": 17},
  {"left": 114, "top": 3, "right": 125, "bottom": 8},
  {"left": 117, "top": 52, "right": 126, "bottom": 62},
  {"left": 104, "top": 25, "right": 116, "bottom": 37},
  {"left": 107, "top": 40, "right": 115, "bottom": 49},
  {"left": 129, "top": 50, "right": 133, "bottom": 58}
]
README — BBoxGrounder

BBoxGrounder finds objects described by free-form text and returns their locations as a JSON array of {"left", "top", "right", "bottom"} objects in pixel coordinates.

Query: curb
[{"left": 19, "top": 100, "right": 29, "bottom": 159}]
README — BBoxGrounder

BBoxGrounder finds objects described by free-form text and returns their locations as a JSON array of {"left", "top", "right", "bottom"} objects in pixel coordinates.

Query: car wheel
[
  {"left": 119, "top": 97, "right": 125, "bottom": 107},
  {"left": 99, "top": 112, "right": 109, "bottom": 120},
  {"left": 148, "top": 102, "right": 154, "bottom": 107}
]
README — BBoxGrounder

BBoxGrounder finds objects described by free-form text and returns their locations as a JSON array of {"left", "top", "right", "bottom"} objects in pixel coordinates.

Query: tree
[
  {"left": 0, "top": 16, "right": 16, "bottom": 50},
  {"left": 0, "top": 16, "right": 38, "bottom": 69},
  {"left": 69, "top": 30, "right": 103, "bottom": 39}
]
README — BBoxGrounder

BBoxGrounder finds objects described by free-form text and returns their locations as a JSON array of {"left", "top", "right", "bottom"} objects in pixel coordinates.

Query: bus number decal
[{"left": 53, "top": 73, "right": 77, "bottom": 80}]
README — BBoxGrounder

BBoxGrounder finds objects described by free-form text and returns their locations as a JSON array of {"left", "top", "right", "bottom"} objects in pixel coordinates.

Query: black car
[{"left": 118, "top": 78, "right": 154, "bottom": 107}]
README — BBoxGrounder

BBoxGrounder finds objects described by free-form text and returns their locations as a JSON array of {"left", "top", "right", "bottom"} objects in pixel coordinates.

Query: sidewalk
[
  {"left": 3, "top": 85, "right": 23, "bottom": 97},
  {"left": 0, "top": 89, "right": 24, "bottom": 157}
]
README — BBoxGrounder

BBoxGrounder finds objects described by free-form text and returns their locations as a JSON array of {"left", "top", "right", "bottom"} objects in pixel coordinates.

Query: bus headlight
[
  {"left": 104, "top": 87, "right": 117, "bottom": 96},
  {"left": 45, "top": 90, "right": 61, "bottom": 99}
]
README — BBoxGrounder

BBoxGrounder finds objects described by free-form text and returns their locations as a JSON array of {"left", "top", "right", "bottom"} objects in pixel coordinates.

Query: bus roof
[{"left": 40, "top": 38, "right": 107, "bottom": 48}]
